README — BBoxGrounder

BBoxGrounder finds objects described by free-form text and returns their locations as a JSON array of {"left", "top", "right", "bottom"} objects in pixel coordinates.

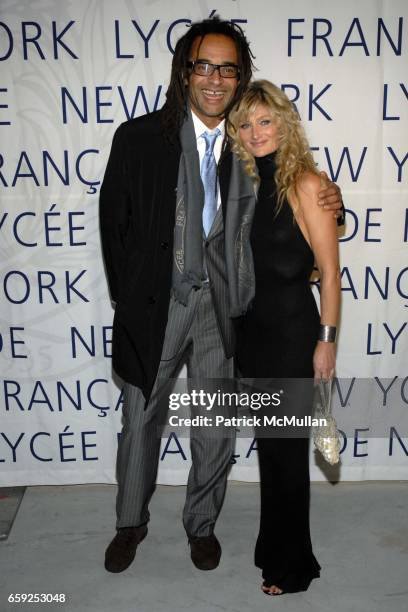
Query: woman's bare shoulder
[{"left": 296, "top": 172, "right": 322, "bottom": 198}]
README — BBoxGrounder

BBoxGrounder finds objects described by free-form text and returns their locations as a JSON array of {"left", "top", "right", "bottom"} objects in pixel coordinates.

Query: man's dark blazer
[{"left": 99, "top": 110, "right": 233, "bottom": 401}]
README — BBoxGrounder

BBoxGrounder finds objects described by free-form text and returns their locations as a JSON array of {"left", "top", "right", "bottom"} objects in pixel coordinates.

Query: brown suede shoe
[
  {"left": 104, "top": 525, "right": 148, "bottom": 573},
  {"left": 188, "top": 533, "right": 221, "bottom": 570}
]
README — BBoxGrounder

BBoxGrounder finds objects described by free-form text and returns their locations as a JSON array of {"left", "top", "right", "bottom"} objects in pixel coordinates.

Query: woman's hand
[{"left": 313, "top": 341, "right": 336, "bottom": 381}]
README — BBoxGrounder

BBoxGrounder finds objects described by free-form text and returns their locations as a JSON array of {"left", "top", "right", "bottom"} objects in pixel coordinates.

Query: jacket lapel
[{"left": 219, "top": 147, "right": 232, "bottom": 223}]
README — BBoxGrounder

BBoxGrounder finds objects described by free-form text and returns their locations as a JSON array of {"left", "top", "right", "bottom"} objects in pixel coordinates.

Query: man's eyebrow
[{"left": 194, "top": 58, "right": 237, "bottom": 65}]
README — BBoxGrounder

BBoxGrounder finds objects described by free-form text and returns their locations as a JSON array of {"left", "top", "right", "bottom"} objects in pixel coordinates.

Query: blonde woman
[{"left": 228, "top": 80, "right": 341, "bottom": 595}]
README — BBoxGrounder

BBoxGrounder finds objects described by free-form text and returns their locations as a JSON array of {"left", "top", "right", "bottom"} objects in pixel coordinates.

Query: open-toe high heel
[{"left": 261, "top": 581, "right": 283, "bottom": 596}]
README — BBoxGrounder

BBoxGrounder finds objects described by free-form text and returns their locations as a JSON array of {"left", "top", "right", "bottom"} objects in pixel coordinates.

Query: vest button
[
  {"left": 148, "top": 296, "right": 156, "bottom": 304},
  {"left": 205, "top": 241, "right": 210, "bottom": 248},
  {"left": 160, "top": 241, "right": 169, "bottom": 249}
]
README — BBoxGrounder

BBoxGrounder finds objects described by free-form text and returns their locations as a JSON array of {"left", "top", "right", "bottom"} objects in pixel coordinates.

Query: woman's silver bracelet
[{"left": 318, "top": 324, "right": 337, "bottom": 343}]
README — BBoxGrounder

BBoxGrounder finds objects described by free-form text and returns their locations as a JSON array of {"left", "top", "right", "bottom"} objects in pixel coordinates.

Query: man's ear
[{"left": 182, "top": 70, "right": 189, "bottom": 86}]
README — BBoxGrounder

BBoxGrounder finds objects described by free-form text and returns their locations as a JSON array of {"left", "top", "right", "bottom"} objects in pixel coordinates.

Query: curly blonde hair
[{"left": 227, "top": 80, "right": 319, "bottom": 214}]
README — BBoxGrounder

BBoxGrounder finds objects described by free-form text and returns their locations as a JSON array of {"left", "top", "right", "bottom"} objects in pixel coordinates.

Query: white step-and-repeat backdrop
[{"left": 1, "top": 0, "right": 407, "bottom": 485}]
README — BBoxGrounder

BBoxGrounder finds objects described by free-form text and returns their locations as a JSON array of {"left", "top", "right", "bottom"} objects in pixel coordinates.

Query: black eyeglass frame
[{"left": 186, "top": 60, "right": 240, "bottom": 78}]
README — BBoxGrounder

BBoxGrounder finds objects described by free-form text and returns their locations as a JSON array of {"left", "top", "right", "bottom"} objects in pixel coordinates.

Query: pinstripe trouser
[{"left": 115, "top": 284, "right": 235, "bottom": 536}]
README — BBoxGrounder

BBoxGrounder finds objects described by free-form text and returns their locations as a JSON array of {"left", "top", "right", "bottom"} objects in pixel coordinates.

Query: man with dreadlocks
[{"left": 100, "top": 16, "right": 343, "bottom": 574}]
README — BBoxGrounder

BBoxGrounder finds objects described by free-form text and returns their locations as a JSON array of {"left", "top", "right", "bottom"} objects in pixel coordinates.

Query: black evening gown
[{"left": 236, "top": 152, "right": 321, "bottom": 593}]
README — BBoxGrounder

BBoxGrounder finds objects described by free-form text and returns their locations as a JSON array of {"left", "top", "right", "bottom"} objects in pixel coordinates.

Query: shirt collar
[{"left": 191, "top": 110, "right": 225, "bottom": 140}]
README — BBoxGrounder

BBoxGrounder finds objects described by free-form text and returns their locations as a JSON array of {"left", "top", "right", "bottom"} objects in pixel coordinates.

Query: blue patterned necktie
[{"left": 201, "top": 129, "right": 220, "bottom": 236}]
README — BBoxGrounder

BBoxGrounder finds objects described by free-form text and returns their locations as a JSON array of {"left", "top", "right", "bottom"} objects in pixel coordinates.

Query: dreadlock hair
[{"left": 161, "top": 15, "right": 255, "bottom": 148}]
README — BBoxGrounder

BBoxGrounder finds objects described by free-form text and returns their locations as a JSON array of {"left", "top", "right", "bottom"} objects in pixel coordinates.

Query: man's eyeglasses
[{"left": 187, "top": 61, "right": 240, "bottom": 78}]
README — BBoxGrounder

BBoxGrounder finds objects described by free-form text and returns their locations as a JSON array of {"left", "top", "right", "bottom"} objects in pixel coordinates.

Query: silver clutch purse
[{"left": 312, "top": 379, "right": 341, "bottom": 465}]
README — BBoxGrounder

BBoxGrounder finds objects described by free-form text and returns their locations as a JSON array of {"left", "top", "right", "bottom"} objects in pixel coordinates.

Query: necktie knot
[{"left": 202, "top": 129, "right": 220, "bottom": 155}]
